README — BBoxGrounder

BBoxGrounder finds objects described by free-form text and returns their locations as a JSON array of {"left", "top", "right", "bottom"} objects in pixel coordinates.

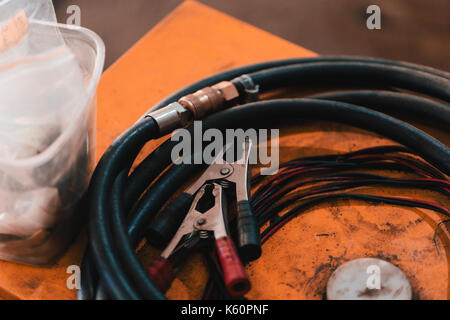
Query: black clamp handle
[
  {"left": 236, "top": 200, "right": 261, "bottom": 262},
  {"left": 146, "top": 192, "right": 194, "bottom": 248}
]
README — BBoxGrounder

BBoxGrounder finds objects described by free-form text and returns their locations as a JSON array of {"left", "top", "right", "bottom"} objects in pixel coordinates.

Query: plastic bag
[{"left": 0, "top": 0, "right": 103, "bottom": 264}]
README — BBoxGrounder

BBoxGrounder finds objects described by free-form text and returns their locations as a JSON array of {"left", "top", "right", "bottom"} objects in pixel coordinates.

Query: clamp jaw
[{"left": 146, "top": 139, "right": 261, "bottom": 297}]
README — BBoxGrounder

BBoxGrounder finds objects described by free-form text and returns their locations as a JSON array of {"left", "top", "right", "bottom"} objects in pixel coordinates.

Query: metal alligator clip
[{"left": 146, "top": 138, "right": 261, "bottom": 297}]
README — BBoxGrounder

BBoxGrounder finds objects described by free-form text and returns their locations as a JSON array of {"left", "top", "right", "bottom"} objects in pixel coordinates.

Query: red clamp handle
[
  {"left": 215, "top": 236, "right": 251, "bottom": 297},
  {"left": 147, "top": 257, "right": 175, "bottom": 293}
]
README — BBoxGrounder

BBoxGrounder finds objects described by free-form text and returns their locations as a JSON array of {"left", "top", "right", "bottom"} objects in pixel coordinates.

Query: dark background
[{"left": 53, "top": 0, "right": 449, "bottom": 71}]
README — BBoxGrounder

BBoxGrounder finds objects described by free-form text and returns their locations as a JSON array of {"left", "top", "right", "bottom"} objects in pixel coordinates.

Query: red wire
[
  {"left": 348, "top": 154, "right": 431, "bottom": 176},
  {"left": 254, "top": 154, "right": 444, "bottom": 205},
  {"left": 257, "top": 167, "right": 327, "bottom": 199},
  {"left": 261, "top": 195, "right": 450, "bottom": 243},
  {"left": 254, "top": 176, "right": 352, "bottom": 211},
  {"left": 253, "top": 151, "right": 450, "bottom": 243},
  {"left": 255, "top": 176, "right": 450, "bottom": 211}
]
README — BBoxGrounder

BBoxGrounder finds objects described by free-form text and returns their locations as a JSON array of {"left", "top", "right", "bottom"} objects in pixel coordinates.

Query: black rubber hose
[
  {"left": 124, "top": 87, "right": 450, "bottom": 248},
  {"left": 148, "top": 56, "right": 449, "bottom": 115},
  {"left": 109, "top": 57, "right": 450, "bottom": 238},
  {"left": 132, "top": 95, "right": 450, "bottom": 236},
  {"left": 207, "top": 100, "right": 450, "bottom": 173},
  {"left": 124, "top": 142, "right": 177, "bottom": 211},
  {"left": 79, "top": 137, "right": 183, "bottom": 300},
  {"left": 76, "top": 249, "right": 98, "bottom": 300},
  {"left": 101, "top": 99, "right": 450, "bottom": 300},
  {"left": 127, "top": 162, "right": 206, "bottom": 245},
  {"left": 127, "top": 58, "right": 449, "bottom": 209},
  {"left": 249, "top": 62, "right": 450, "bottom": 102},
  {"left": 310, "top": 90, "right": 450, "bottom": 129},
  {"left": 111, "top": 170, "right": 165, "bottom": 299},
  {"left": 87, "top": 118, "right": 164, "bottom": 299},
  {"left": 81, "top": 57, "right": 450, "bottom": 300}
]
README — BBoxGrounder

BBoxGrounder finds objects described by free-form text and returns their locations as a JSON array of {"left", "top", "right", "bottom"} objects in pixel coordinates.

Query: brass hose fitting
[
  {"left": 147, "top": 81, "right": 239, "bottom": 134},
  {"left": 178, "top": 81, "right": 239, "bottom": 119}
]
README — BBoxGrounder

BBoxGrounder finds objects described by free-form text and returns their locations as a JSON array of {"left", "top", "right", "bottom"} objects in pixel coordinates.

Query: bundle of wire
[
  {"left": 203, "top": 145, "right": 450, "bottom": 299},
  {"left": 78, "top": 56, "right": 450, "bottom": 300}
]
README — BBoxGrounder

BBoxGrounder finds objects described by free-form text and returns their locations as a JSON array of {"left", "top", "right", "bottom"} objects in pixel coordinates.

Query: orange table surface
[{"left": 0, "top": 0, "right": 448, "bottom": 300}]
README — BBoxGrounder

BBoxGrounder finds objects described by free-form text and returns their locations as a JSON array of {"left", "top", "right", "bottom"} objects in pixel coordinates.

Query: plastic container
[{"left": 0, "top": 21, "right": 105, "bottom": 265}]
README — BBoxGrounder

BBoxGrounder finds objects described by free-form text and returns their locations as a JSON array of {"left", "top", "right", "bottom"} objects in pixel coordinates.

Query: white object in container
[{"left": 0, "top": 20, "right": 105, "bottom": 265}]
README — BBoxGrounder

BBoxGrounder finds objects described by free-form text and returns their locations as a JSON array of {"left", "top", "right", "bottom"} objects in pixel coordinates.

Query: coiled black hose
[{"left": 79, "top": 56, "right": 450, "bottom": 300}]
